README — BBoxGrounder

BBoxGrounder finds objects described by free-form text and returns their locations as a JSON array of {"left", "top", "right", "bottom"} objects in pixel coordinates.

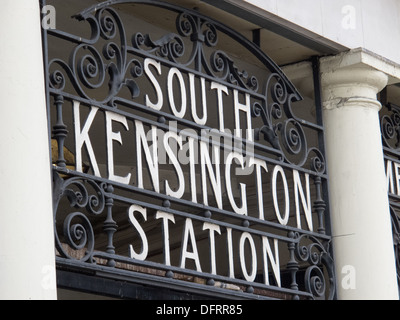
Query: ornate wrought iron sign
[
  {"left": 381, "top": 102, "right": 400, "bottom": 289},
  {"left": 44, "top": 0, "right": 335, "bottom": 299}
]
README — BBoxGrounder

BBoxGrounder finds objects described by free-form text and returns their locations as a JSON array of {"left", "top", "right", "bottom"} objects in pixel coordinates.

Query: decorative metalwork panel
[
  {"left": 43, "top": 0, "right": 334, "bottom": 299},
  {"left": 381, "top": 102, "right": 400, "bottom": 291}
]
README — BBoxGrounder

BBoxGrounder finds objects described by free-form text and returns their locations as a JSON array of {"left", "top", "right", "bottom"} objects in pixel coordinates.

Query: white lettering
[
  {"left": 226, "top": 227, "right": 235, "bottom": 278},
  {"left": 200, "top": 140, "right": 223, "bottom": 209},
  {"left": 135, "top": 120, "right": 159, "bottom": 192},
  {"left": 105, "top": 111, "right": 131, "bottom": 184},
  {"left": 225, "top": 151, "right": 247, "bottom": 215},
  {"left": 272, "top": 165, "right": 289, "bottom": 226},
  {"left": 293, "top": 170, "right": 312, "bottom": 231},
  {"left": 386, "top": 160, "right": 400, "bottom": 196},
  {"left": 233, "top": 90, "right": 253, "bottom": 141},
  {"left": 187, "top": 136, "right": 198, "bottom": 203},
  {"left": 128, "top": 205, "right": 148, "bottom": 260},
  {"left": 395, "top": 162, "right": 400, "bottom": 196},
  {"left": 249, "top": 157, "right": 268, "bottom": 220},
  {"left": 144, "top": 58, "right": 163, "bottom": 110},
  {"left": 202, "top": 222, "right": 221, "bottom": 275},
  {"left": 189, "top": 74, "right": 207, "bottom": 125},
  {"left": 155, "top": 211, "right": 175, "bottom": 266},
  {"left": 387, "top": 160, "right": 395, "bottom": 194},
  {"left": 211, "top": 82, "right": 228, "bottom": 132},
  {"left": 167, "top": 67, "right": 187, "bottom": 118},
  {"left": 239, "top": 232, "right": 257, "bottom": 282},
  {"left": 180, "top": 218, "right": 202, "bottom": 271},
  {"left": 164, "top": 131, "right": 185, "bottom": 198},
  {"left": 262, "top": 236, "right": 281, "bottom": 287},
  {"left": 73, "top": 101, "right": 101, "bottom": 177}
]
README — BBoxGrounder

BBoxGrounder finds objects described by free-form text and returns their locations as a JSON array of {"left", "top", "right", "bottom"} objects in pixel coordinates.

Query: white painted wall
[{"left": 243, "top": 0, "right": 400, "bottom": 65}]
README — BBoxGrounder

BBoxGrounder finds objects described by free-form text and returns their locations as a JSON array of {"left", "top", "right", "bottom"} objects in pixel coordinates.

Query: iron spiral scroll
[
  {"left": 293, "top": 232, "right": 335, "bottom": 300},
  {"left": 53, "top": 174, "right": 104, "bottom": 262}
]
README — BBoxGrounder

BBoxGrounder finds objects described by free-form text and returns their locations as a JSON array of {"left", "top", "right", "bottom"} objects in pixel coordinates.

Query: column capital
[
  {"left": 320, "top": 47, "right": 400, "bottom": 84},
  {"left": 320, "top": 49, "right": 389, "bottom": 111}
]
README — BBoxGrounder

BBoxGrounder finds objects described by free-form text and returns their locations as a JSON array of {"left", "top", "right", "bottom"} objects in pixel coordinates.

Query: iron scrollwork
[
  {"left": 47, "top": 1, "right": 325, "bottom": 173},
  {"left": 52, "top": 173, "right": 109, "bottom": 263},
  {"left": 49, "top": 7, "right": 143, "bottom": 105},
  {"left": 295, "top": 233, "right": 335, "bottom": 300},
  {"left": 252, "top": 73, "right": 326, "bottom": 169},
  {"left": 287, "top": 232, "right": 335, "bottom": 300},
  {"left": 381, "top": 103, "right": 400, "bottom": 151},
  {"left": 46, "top": 0, "right": 332, "bottom": 299},
  {"left": 48, "top": 5, "right": 261, "bottom": 105},
  {"left": 381, "top": 102, "right": 400, "bottom": 293}
]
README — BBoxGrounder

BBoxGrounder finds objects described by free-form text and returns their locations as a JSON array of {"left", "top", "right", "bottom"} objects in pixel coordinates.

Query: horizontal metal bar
[
  {"left": 384, "top": 149, "right": 400, "bottom": 161},
  {"left": 57, "top": 257, "right": 311, "bottom": 299},
  {"left": 49, "top": 91, "right": 327, "bottom": 178},
  {"left": 53, "top": 166, "right": 331, "bottom": 241},
  {"left": 57, "top": 268, "right": 215, "bottom": 300}
]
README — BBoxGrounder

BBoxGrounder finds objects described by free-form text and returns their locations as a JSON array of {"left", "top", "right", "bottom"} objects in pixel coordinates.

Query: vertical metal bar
[
  {"left": 287, "top": 231, "right": 299, "bottom": 300},
  {"left": 53, "top": 95, "right": 68, "bottom": 167},
  {"left": 104, "top": 184, "right": 117, "bottom": 267},
  {"left": 40, "top": 0, "right": 53, "bottom": 167},
  {"left": 312, "top": 55, "right": 337, "bottom": 299}
]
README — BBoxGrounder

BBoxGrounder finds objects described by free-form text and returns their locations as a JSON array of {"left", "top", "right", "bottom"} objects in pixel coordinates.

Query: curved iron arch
[{"left": 74, "top": 0, "right": 301, "bottom": 100}]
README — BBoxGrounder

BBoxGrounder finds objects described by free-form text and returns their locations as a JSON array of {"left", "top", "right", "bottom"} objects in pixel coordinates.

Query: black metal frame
[
  {"left": 380, "top": 100, "right": 400, "bottom": 295},
  {"left": 41, "top": 0, "right": 335, "bottom": 300},
  {"left": 201, "top": 0, "right": 348, "bottom": 55}
]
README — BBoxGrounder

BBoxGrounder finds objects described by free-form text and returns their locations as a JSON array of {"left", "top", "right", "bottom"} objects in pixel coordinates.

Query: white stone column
[
  {"left": 0, "top": 1, "right": 57, "bottom": 299},
  {"left": 320, "top": 50, "right": 399, "bottom": 299}
]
